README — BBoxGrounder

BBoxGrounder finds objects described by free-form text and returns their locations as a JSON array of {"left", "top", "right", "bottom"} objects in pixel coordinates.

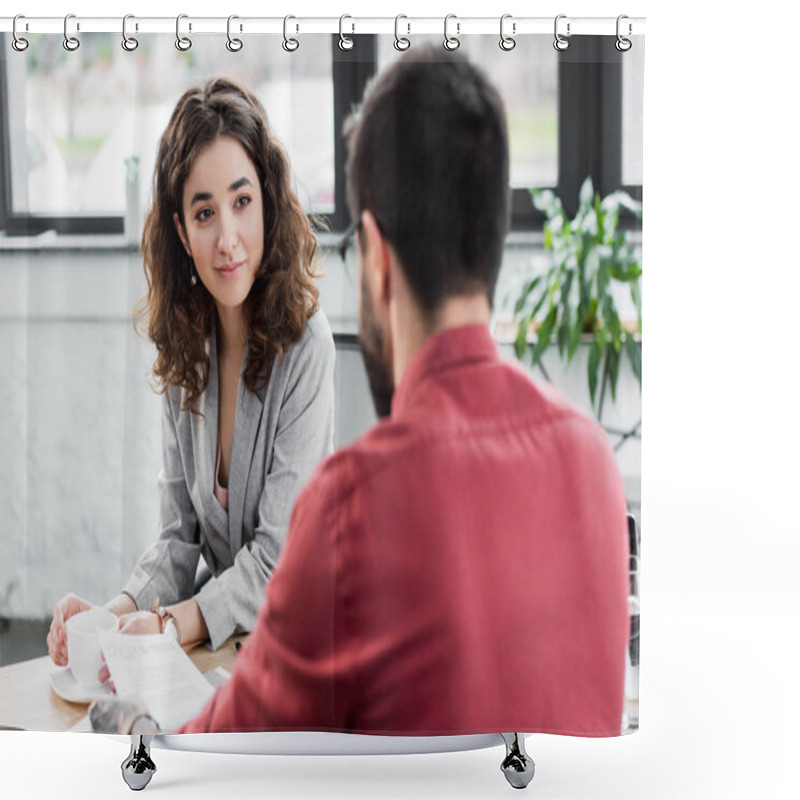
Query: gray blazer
[{"left": 123, "top": 310, "right": 335, "bottom": 649}]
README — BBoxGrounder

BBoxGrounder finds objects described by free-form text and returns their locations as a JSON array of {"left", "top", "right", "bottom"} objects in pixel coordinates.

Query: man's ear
[
  {"left": 361, "top": 210, "right": 391, "bottom": 304},
  {"left": 172, "top": 212, "right": 191, "bottom": 257}
]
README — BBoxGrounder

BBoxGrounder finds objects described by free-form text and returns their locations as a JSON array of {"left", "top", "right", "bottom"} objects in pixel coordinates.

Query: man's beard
[{"left": 359, "top": 275, "right": 394, "bottom": 419}]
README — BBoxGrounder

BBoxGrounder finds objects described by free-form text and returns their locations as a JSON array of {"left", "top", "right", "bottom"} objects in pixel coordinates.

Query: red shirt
[{"left": 181, "top": 324, "right": 630, "bottom": 737}]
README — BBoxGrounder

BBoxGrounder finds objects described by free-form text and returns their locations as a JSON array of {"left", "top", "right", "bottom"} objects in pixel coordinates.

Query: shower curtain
[{"left": 0, "top": 20, "right": 644, "bottom": 739}]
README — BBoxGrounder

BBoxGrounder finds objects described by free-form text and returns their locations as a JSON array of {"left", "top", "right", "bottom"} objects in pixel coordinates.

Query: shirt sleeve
[
  {"left": 179, "top": 459, "right": 351, "bottom": 734},
  {"left": 122, "top": 388, "right": 202, "bottom": 611},
  {"left": 193, "top": 315, "right": 336, "bottom": 650}
]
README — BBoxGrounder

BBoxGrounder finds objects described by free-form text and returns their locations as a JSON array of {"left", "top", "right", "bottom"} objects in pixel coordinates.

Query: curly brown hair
[{"left": 136, "top": 77, "right": 321, "bottom": 412}]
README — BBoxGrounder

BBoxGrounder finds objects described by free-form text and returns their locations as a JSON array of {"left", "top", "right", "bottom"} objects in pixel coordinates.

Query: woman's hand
[
  {"left": 89, "top": 695, "right": 159, "bottom": 735},
  {"left": 47, "top": 593, "right": 93, "bottom": 666},
  {"left": 117, "top": 610, "right": 162, "bottom": 637},
  {"left": 96, "top": 609, "right": 166, "bottom": 685}
]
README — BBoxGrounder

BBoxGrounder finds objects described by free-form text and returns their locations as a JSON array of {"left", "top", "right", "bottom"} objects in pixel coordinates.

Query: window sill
[
  {"left": 0, "top": 231, "right": 139, "bottom": 253},
  {"left": 0, "top": 230, "right": 551, "bottom": 254}
]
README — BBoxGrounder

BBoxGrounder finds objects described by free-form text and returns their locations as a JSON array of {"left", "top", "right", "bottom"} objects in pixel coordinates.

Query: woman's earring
[{"left": 189, "top": 259, "right": 198, "bottom": 286}]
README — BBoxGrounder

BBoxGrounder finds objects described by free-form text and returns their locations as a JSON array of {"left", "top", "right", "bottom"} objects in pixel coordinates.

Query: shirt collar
[{"left": 391, "top": 324, "right": 499, "bottom": 417}]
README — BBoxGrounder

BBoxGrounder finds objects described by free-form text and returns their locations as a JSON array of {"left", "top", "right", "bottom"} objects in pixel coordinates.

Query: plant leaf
[
  {"left": 578, "top": 176, "right": 594, "bottom": 215},
  {"left": 624, "top": 333, "right": 642, "bottom": 389},
  {"left": 530, "top": 305, "right": 557, "bottom": 368},
  {"left": 630, "top": 279, "right": 642, "bottom": 322},
  {"left": 557, "top": 317, "right": 570, "bottom": 358},
  {"left": 603, "top": 297, "right": 622, "bottom": 350},
  {"left": 513, "top": 275, "right": 542, "bottom": 316},
  {"left": 531, "top": 188, "right": 563, "bottom": 219},
  {"left": 601, "top": 190, "right": 643, "bottom": 218},
  {"left": 607, "top": 343, "right": 620, "bottom": 403},
  {"left": 588, "top": 334, "right": 603, "bottom": 407},
  {"left": 514, "top": 316, "right": 529, "bottom": 360}
]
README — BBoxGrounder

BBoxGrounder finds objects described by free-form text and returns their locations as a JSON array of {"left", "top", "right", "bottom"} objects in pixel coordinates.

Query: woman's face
[{"left": 173, "top": 135, "right": 264, "bottom": 313}]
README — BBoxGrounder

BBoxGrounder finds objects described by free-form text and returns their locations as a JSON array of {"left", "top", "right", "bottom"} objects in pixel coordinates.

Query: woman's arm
[
  {"left": 121, "top": 388, "right": 202, "bottom": 612},
  {"left": 193, "top": 312, "right": 336, "bottom": 650},
  {"left": 114, "top": 596, "right": 208, "bottom": 647}
]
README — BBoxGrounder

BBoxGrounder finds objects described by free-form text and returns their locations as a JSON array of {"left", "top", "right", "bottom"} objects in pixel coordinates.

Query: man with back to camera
[{"left": 92, "top": 45, "right": 630, "bottom": 742}]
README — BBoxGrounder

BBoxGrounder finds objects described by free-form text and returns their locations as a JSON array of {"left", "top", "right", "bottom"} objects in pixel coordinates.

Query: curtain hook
[
  {"left": 339, "top": 15, "right": 355, "bottom": 51},
  {"left": 175, "top": 14, "right": 192, "bottom": 51},
  {"left": 282, "top": 15, "right": 299, "bottom": 52},
  {"left": 227, "top": 15, "right": 243, "bottom": 51},
  {"left": 12, "top": 15, "right": 29, "bottom": 52},
  {"left": 553, "top": 14, "right": 570, "bottom": 52},
  {"left": 443, "top": 14, "right": 460, "bottom": 51},
  {"left": 616, "top": 15, "right": 633, "bottom": 51},
  {"left": 63, "top": 13, "right": 80, "bottom": 52},
  {"left": 499, "top": 14, "right": 516, "bottom": 51},
  {"left": 122, "top": 14, "right": 139, "bottom": 52},
  {"left": 394, "top": 14, "right": 410, "bottom": 51}
]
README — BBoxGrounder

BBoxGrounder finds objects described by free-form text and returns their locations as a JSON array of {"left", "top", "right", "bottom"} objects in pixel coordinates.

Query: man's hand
[
  {"left": 47, "top": 593, "right": 93, "bottom": 666},
  {"left": 89, "top": 696, "right": 160, "bottom": 734}
]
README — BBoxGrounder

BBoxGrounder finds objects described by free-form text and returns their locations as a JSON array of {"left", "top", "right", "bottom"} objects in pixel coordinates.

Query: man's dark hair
[{"left": 345, "top": 46, "right": 510, "bottom": 316}]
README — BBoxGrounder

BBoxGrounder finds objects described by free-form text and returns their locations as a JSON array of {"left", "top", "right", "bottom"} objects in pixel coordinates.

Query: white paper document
[{"left": 99, "top": 633, "right": 216, "bottom": 732}]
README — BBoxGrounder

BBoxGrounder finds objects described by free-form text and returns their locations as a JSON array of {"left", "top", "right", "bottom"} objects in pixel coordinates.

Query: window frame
[{"left": 1, "top": 34, "right": 641, "bottom": 237}]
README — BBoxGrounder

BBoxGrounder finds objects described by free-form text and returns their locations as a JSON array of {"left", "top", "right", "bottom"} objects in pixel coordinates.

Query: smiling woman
[
  {"left": 175, "top": 140, "right": 264, "bottom": 322},
  {"left": 172, "top": 136, "right": 267, "bottom": 491},
  {"left": 45, "top": 77, "right": 336, "bottom": 666}
]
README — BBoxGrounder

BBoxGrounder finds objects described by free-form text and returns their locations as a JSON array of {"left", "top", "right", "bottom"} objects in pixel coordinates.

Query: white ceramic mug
[{"left": 66, "top": 607, "right": 118, "bottom": 689}]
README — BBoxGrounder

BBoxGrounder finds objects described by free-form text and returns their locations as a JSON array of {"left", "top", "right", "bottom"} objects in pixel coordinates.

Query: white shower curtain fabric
[{"left": 0, "top": 28, "right": 643, "bottom": 737}]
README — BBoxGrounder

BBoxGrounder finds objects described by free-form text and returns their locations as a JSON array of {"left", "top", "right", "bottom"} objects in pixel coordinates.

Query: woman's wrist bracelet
[{"left": 150, "top": 606, "right": 181, "bottom": 644}]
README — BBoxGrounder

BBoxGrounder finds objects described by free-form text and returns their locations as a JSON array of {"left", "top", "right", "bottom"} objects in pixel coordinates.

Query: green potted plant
[{"left": 511, "top": 176, "right": 642, "bottom": 408}]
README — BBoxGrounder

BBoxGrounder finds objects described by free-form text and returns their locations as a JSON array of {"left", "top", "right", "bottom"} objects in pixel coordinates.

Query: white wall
[{"left": 0, "top": 240, "right": 640, "bottom": 619}]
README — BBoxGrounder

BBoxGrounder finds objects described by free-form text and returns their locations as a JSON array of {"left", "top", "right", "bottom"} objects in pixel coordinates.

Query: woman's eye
[
  {"left": 235, "top": 195, "right": 251, "bottom": 209},
  {"left": 195, "top": 208, "right": 212, "bottom": 222}
]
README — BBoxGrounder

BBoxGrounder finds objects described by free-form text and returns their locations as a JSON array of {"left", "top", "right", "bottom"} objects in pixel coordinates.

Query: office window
[
  {"left": 2, "top": 33, "right": 639, "bottom": 236},
  {"left": 377, "top": 35, "right": 559, "bottom": 190},
  {"left": 1, "top": 33, "right": 335, "bottom": 234},
  {"left": 622, "top": 41, "right": 645, "bottom": 188}
]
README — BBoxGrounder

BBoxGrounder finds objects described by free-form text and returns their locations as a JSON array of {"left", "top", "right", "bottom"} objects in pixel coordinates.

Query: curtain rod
[{"left": 0, "top": 16, "right": 646, "bottom": 37}]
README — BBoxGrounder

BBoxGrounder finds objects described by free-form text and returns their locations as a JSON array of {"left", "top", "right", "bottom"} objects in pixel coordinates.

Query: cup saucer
[{"left": 49, "top": 666, "right": 113, "bottom": 704}]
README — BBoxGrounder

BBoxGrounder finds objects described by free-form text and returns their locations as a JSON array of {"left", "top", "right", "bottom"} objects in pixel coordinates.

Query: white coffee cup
[{"left": 66, "top": 607, "right": 118, "bottom": 689}]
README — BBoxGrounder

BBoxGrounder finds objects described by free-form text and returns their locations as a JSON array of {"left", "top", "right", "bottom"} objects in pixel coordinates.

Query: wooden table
[{"left": 0, "top": 636, "right": 245, "bottom": 732}]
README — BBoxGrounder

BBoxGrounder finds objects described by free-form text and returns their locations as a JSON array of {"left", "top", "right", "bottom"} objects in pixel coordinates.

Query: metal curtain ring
[
  {"left": 443, "top": 14, "right": 460, "bottom": 51},
  {"left": 616, "top": 14, "right": 632, "bottom": 51},
  {"left": 553, "top": 14, "right": 570, "bottom": 51},
  {"left": 394, "top": 15, "right": 410, "bottom": 51},
  {"left": 12, "top": 15, "right": 29, "bottom": 52},
  {"left": 339, "top": 15, "right": 355, "bottom": 51},
  {"left": 226, "top": 15, "right": 243, "bottom": 51},
  {"left": 499, "top": 14, "right": 516, "bottom": 51},
  {"left": 282, "top": 15, "right": 299, "bottom": 51},
  {"left": 175, "top": 14, "right": 192, "bottom": 51},
  {"left": 63, "top": 13, "right": 80, "bottom": 51},
  {"left": 282, "top": 15, "right": 299, "bottom": 52},
  {"left": 122, "top": 14, "right": 139, "bottom": 51}
]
